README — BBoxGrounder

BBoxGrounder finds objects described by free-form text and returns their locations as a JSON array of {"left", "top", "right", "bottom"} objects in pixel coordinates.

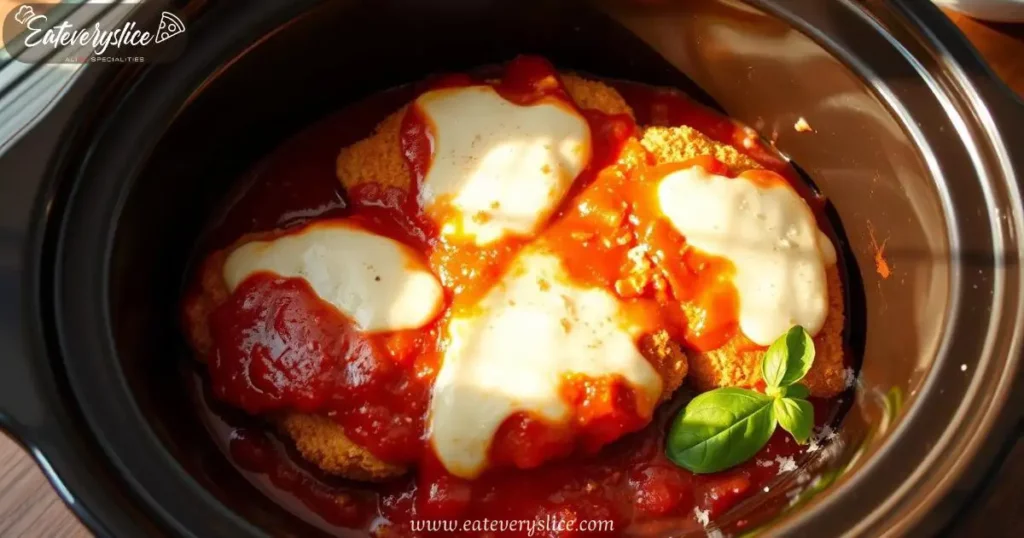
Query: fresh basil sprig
[
  {"left": 666, "top": 325, "right": 816, "bottom": 474},
  {"left": 774, "top": 396, "right": 814, "bottom": 444},
  {"left": 761, "top": 324, "right": 815, "bottom": 397}
]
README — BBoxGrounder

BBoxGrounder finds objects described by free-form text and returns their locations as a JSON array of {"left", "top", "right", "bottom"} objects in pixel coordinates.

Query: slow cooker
[{"left": 0, "top": 0, "right": 1021, "bottom": 536}]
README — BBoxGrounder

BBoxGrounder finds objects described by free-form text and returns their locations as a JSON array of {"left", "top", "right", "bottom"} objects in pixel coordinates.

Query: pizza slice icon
[{"left": 155, "top": 12, "right": 185, "bottom": 44}]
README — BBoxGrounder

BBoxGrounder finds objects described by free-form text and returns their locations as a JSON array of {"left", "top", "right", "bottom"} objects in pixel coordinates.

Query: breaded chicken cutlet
[
  {"left": 641, "top": 126, "right": 848, "bottom": 398},
  {"left": 183, "top": 245, "right": 407, "bottom": 482},
  {"left": 185, "top": 242, "right": 689, "bottom": 482},
  {"left": 335, "top": 74, "right": 634, "bottom": 191},
  {"left": 338, "top": 79, "right": 847, "bottom": 400},
  {"left": 335, "top": 75, "right": 687, "bottom": 383},
  {"left": 187, "top": 74, "right": 685, "bottom": 482}
]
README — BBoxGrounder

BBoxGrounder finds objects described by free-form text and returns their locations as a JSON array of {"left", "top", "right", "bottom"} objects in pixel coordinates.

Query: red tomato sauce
[
  {"left": 206, "top": 270, "right": 440, "bottom": 464},
  {"left": 217, "top": 391, "right": 841, "bottom": 537},
  {"left": 185, "top": 55, "right": 850, "bottom": 536}
]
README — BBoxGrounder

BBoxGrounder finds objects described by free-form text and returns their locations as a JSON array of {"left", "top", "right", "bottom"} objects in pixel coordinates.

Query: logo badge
[{"left": 3, "top": 3, "right": 188, "bottom": 63}]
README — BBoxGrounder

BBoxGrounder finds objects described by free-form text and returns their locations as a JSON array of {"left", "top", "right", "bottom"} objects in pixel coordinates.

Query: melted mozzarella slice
[
  {"left": 222, "top": 222, "right": 444, "bottom": 333},
  {"left": 415, "top": 85, "right": 591, "bottom": 245},
  {"left": 657, "top": 167, "right": 835, "bottom": 345},
  {"left": 429, "top": 249, "right": 662, "bottom": 478}
]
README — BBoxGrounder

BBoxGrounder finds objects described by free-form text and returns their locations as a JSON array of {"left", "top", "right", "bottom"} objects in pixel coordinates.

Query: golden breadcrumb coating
[
  {"left": 641, "top": 125, "right": 761, "bottom": 175},
  {"left": 643, "top": 125, "right": 847, "bottom": 398},
  {"left": 336, "top": 106, "right": 410, "bottom": 193},
  {"left": 275, "top": 414, "right": 406, "bottom": 482},
  {"left": 641, "top": 331, "right": 689, "bottom": 402},
  {"left": 561, "top": 74, "right": 634, "bottom": 117},
  {"left": 182, "top": 250, "right": 228, "bottom": 356},
  {"left": 336, "top": 73, "right": 635, "bottom": 194},
  {"left": 683, "top": 267, "right": 847, "bottom": 397}
]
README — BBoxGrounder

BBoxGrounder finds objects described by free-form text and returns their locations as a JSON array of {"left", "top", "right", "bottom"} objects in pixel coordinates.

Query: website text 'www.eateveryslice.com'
[{"left": 410, "top": 517, "right": 615, "bottom": 535}]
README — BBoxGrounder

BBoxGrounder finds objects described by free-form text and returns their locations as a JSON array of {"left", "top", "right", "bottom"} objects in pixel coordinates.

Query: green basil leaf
[
  {"left": 779, "top": 326, "right": 816, "bottom": 386},
  {"left": 761, "top": 333, "right": 788, "bottom": 389},
  {"left": 666, "top": 388, "right": 777, "bottom": 474},
  {"left": 784, "top": 383, "right": 810, "bottom": 399},
  {"left": 774, "top": 397, "right": 814, "bottom": 445},
  {"left": 762, "top": 325, "right": 816, "bottom": 388}
]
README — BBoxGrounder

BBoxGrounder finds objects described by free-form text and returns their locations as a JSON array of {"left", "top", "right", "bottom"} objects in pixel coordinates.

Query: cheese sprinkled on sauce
[
  {"left": 415, "top": 85, "right": 591, "bottom": 245},
  {"left": 222, "top": 222, "right": 444, "bottom": 333},
  {"left": 429, "top": 249, "right": 662, "bottom": 478},
  {"left": 658, "top": 166, "right": 835, "bottom": 345}
]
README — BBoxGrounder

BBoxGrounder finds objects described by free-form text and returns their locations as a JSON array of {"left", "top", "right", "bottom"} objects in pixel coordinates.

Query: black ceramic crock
[{"left": 0, "top": 0, "right": 1021, "bottom": 536}]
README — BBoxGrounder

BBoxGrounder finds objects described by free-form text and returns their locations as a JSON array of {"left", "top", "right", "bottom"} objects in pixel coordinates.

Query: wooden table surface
[{"left": 1, "top": 7, "right": 1022, "bottom": 538}]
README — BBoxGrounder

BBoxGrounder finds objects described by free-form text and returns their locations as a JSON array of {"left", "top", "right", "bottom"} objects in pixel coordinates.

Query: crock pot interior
[{"left": 98, "top": 0, "right": 955, "bottom": 535}]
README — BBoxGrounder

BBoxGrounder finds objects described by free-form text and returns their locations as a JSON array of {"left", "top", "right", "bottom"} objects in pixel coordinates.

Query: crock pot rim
[
  {"left": 741, "top": 1, "right": 1024, "bottom": 535},
  {"left": 10, "top": 1, "right": 334, "bottom": 536},
  {"left": 0, "top": 63, "right": 176, "bottom": 538}
]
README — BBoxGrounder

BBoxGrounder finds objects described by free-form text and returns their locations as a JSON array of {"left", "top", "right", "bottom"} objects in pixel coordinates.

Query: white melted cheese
[
  {"left": 428, "top": 249, "right": 662, "bottom": 478},
  {"left": 415, "top": 85, "right": 591, "bottom": 245},
  {"left": 222, "top": 222, "right": 444, "bottom": 333},
  {"left": 657, "top": 167, "right": 836, "bottom": 345}
]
